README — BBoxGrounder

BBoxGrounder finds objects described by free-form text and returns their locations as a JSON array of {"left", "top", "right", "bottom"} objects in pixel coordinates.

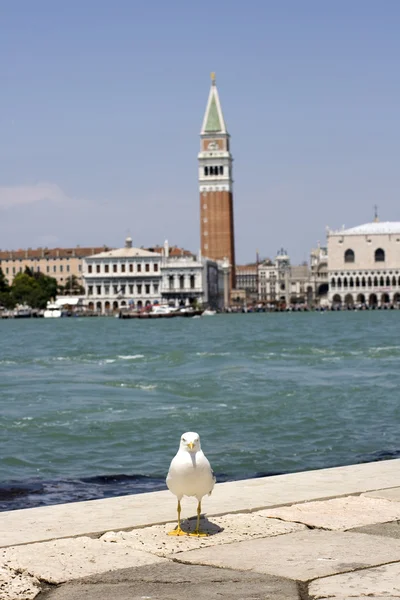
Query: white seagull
[{"left": 166, "top": 431, "right": 216, "bottom": 536}]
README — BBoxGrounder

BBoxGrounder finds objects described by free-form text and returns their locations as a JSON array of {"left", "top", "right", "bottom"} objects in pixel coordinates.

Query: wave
[
  {"left": 369, "top": 346, "right": 400, "bottom": 353},
  {"left": 195, "top": 352, "right": 231, "bottom": 357}
]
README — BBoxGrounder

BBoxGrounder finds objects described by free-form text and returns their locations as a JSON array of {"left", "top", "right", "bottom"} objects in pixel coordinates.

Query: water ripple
[{"left": 1, "top": 312, "right": 400, "bottom": 510}]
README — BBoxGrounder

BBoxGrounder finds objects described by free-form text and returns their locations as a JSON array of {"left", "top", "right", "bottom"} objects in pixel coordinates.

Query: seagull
[{"left": 166, "top": 431, "right": 216, "bottom": 537}]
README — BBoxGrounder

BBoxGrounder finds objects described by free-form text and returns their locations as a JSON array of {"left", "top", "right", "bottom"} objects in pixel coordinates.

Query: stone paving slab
[
  {"left": 351, "top": 520, "right": 400, "bottom": 539},
  {"left": 2, "top": 458, "right": 400, "bottom": 548},
  {"left": 309, "top": 561, "right": 400, "bottom": 598},
  {"left": 0, "top": 537, "right": 165, "bottom": 585},
  {"left": 101, "top": 513, "right": 306, "bottom": 557},
  {"left": 0, "top": 565, "right": 41, "bottom": 600},
  {"left": 260, "top": 495, "right": 400, "bottom": 530},
  {"left": 363, "top": 486, "right": 400, "bottom": 502},
  {"left": 39, "top": 562, "right": 300, "bottom": 600},
  {"left": 175, "top": 530, "right": 400, "bottom": 582}
]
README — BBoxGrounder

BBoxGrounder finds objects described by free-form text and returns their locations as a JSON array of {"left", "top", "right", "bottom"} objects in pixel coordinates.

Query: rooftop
[
  {"left": 330, "top": 221, "right": 400, "bottom": 236},
  {"left": 0, "top": 246, "right": 110, "bottom": 260},
  {"left": 148, "top": 245, "right": 194, "bottom": 258},
  {"left": 236, "top": 264, "right": 257, "bottom": 273},
  {"left": 89, "top": 247, "right": 159, "bottom": 259}
]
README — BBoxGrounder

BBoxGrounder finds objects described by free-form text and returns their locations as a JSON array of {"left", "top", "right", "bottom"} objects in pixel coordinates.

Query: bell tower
[{"left": 198, "top": 73, "right": 236, "bottom": 289}]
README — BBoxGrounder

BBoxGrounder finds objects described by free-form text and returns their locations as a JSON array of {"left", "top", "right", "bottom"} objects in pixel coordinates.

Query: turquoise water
[{"left": 1, "top": 312, "right": 400, "bottom": 510}]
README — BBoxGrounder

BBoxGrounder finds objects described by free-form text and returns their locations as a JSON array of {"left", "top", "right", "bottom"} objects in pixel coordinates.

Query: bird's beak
[{"left": 187, "top": 442, "right": 195, "bottom": 451}]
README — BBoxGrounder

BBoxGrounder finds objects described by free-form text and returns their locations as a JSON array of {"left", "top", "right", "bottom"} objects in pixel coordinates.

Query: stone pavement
[{"left": 1, "top": 459, "right": 400, "bottom": 599}]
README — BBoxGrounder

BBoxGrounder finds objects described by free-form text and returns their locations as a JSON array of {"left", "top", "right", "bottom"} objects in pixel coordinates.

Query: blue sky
[{"left": 1, "top": 0, "right": 400, "bottom": 263}]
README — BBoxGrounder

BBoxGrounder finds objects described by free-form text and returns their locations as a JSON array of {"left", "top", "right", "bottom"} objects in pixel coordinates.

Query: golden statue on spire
[{"left": 211, "top": 71, "right": 216, "bottom": 84}]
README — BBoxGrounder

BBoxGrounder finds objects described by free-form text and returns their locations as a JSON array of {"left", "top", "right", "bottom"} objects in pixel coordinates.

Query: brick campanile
[{"left": 198, "top": 73, "right": 236, "bottom": 289}]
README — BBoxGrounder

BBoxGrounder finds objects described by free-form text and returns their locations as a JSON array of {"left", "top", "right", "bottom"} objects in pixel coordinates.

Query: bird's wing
[{"left": 208, "top": 468, "right": 216, "bottom": 495}]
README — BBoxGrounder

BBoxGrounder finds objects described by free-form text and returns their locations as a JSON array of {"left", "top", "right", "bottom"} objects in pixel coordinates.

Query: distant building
[
  {"left": 0, "top": 246, "right": 109, "bottom": 288},
  {"left": 235, "top": 264, "right": 258, "bottom": 303},
  {"left": 327, "top": 219, "right": 400, "bottom": 307},
  {"left": 290, "top": 264, "right": 311, "bottom": 304},
  {"left": 83, "top": 237, "right": 162, "bottom": 313},
  {"left": 82, "top": 238, "right": 227, "bottom": 313},
  {"left": 198, "top": 73, "right": 236, "bottom": 290},
  {"left": 258, "top": 250, "right": 289, "bottom": 304},
  {"left": 160, "top": 243, "right": 225, "bottom": 310},
  {"left": 258, "top": 249, "right": 311, "bottom": 305},
  {"left": 309, "top": 244, "right": 329, "bottom": 305}
]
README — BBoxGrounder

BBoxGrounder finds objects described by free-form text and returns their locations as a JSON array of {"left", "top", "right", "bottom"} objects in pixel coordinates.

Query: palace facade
[
  {"left": 82, "top": 238, "right": 227, "bottom": 313},
  {"left": 0, "top": 246, "right": 109, "bottom": 288},
  {"left": 327, "top": 220, "right": 400, "bottom": 307}
]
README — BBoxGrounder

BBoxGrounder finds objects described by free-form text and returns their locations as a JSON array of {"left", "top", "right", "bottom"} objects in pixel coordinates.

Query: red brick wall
[{"left": 200, "top": 190, "right": 236, "bottom": 288}]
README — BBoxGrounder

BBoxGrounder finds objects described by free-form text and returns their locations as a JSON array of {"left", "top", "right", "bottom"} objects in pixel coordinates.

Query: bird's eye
[
  {"left": 182, "top": 437, "right": 186, "bottom": 442},
  {"left": 195, "top": 438, "right": 199, "bottom": 442}
]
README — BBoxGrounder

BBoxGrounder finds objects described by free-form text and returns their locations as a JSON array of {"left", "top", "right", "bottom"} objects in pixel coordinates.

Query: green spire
[
  {"left": 204, "top": 95, "right": 222, "bottom": 132},
  {"left": 201, "top": 74, "right": 227, "bottom": 134}
]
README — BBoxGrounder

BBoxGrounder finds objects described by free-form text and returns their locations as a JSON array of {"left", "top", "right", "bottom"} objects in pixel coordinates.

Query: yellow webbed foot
[
  {"left": 188, "top": 530, "right": 209, "bottom": 537},
  {"left": 168, "top": 527, "right": 188, "bottom": 536}
]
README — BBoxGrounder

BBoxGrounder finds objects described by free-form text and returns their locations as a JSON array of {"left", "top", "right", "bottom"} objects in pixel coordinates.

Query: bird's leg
[
  {"left": 189, "top": 500, "right": 208, "bottom": 537},
  {"left": 168, "top": 499, "right": 187, "bottom": 536}
]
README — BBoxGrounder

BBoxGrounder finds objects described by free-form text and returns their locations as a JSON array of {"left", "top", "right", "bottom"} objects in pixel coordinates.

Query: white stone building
[
  {"left": 235, "top": 264, "right": 258, "bottom": 303},
  {"left": 82, "top": 238, "right": 162, "bottom": 313},
  {"left": 309, "top": 244, "right": 329, "bottom": 306},
  {"left": 159, "top": 242, "right": 225, "bottom": 309},
  {"left": 82, "top": 238, "right": 227, "bottom": 313},
  {"left": 327, "top": 220, "right": 400, "bottom": 307},
  {"left": 258, "top": 249, "right": 311, "bottom": 306}
]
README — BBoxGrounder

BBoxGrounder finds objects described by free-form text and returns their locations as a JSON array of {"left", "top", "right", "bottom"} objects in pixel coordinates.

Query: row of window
[
  {"left": 332, "top": 270, "right": 399, "bottom": 276},
  {"left": 204, "top": 166, "right": 224, "bottom": 176},
  {"left": 87, "top": 283, "right": 159, "bottom": 296},
  {"left": 331, "top": 275, "right": 400, "bottom": 288},
  {"left": 344, "top": 248, "right": 385, "bottom": 263},
  {"left": 87, "top": 262, "right": 159, "bottom": 274},
  {"left": 1, "top": 256, "right": 76, "bottom": 262},
  {"left": 168, "top": 275, "right": 196, "bottom": 290},
  {"left": 88, "top": 275, "right": 198, "bottom": 295},
  {"left": 2, "top": 265, "right": 75, "bottom": 275}
]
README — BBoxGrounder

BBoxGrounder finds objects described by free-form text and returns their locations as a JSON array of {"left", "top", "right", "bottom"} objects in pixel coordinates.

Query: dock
[{"left": 1, "top": 459, "right": 400, "bottom": 599}]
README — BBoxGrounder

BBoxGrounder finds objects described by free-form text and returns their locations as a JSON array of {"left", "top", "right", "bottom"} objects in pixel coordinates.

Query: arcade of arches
[
  {"left": 330, "top": 269, "right": 400, "bottom": 306},
  {"left": 87, "top": 299, "right": 153, "bottom": 313}
]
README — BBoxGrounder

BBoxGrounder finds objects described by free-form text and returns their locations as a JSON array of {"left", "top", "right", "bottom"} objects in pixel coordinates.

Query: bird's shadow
[{"left": 177, "top": 514, "right": 224, "bottom": 536}]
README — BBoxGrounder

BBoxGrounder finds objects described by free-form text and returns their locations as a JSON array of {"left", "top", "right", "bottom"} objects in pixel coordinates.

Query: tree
[
  {"left": 10, "top": 271, "right": 58, "bottom": 309},
  {"left": 10, "top": 273, "right": 42, "bottom": 308},
  {"left": 0, "top": 267, "right": 13, "bottom": 308},
  {"left": 35, "top": 272, "right": 58, "bottom": 301},
  {"left": 63, "top": 274, "right": 85, "bottom": 295},
  {"left": 0, "top": 267, "right": 9, "bottom": 292}
]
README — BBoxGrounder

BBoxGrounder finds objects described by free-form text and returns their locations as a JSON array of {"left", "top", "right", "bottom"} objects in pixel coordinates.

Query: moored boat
[{"left": 43, "top": 302, "right": 62, "bottom": 318}]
